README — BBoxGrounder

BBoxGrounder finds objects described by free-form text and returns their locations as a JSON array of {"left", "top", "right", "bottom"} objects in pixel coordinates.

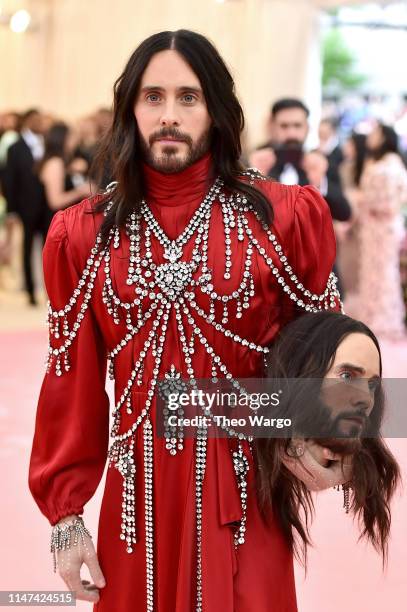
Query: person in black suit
[
  {"left": 249, "top": 99, "right": 351, "bottom": 296},
  {"left": 302, "top": 150, "right": 351, "bottom": 222},
  {"left": 248, "top": 98, "right": 351, "bottom": 223},
  {"left": 318, "top": 117, "right": 344, "bottom": 184},
  {"left": 3, "top": 109, "right": 50, "bottom": 305}
]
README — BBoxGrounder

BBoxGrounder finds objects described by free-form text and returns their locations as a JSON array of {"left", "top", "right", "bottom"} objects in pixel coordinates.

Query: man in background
[
  {"left": 249, "top": 98, "right": 351, "bottom": 223},
  {"left": 3, "top": 109, "right": 50, "bottom": 305},
  {"left": 318, "top": 117, "right": 344, "bottom": 184}
]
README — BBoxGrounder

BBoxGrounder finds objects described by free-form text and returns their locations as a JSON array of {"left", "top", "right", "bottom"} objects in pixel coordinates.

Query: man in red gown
[{"left": 29, "top": 30, "right": 345, "bottom": 612}]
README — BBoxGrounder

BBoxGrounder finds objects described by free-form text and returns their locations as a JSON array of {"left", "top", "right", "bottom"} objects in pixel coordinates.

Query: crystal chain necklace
[{"left": 46, "top": 173, "right": 341, "bottom": 612}]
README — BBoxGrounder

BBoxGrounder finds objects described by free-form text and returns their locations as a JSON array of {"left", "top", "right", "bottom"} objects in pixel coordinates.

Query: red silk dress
[{"left": 29, "top": 154, "right": 337, "bottom": 612}]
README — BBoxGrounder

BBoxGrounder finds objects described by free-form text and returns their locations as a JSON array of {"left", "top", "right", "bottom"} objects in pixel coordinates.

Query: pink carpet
[{"left": 0, "top": 329, "right": 406, "bottom": 611}]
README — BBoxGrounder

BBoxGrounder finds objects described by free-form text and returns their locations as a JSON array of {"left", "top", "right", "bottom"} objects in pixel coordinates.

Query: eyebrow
[
  {"left": 279, "top": 122, "right": 305, "bottom": 128},
  {"left": 335, "top": 363, "right": 380, "bottom": 379},
  {"left": 140, "top": 85, "right": 203, "bottom": 94}
]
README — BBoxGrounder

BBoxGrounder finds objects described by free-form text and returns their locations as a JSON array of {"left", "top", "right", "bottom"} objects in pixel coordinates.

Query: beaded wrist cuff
[{"left": 50, "top": 516, "right": 92, "bottom": 573}]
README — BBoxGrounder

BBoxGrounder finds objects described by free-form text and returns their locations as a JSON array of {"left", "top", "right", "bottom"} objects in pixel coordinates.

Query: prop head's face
[
  {"left": 134, "top": 49, "right": 212, "bottom": 174},
  {"left": 319, "top": 332, "right": 381, "bottom": 442}
]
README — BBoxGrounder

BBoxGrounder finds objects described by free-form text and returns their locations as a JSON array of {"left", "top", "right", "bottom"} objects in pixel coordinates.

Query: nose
[
  {"left": 160, "top": 99, "right": 180, "bottom": 128},
  {"left": 282, "top": 126, "right": 298, "bottom": 141},
  {"left": 350, "top": 380, "right": 374, "bottom": 416}
]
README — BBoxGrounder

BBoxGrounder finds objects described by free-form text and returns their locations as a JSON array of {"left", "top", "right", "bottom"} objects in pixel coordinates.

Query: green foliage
[
  {"left": 326, "top": 8, "right": 340, "bottom": 17},
  {"left": 322, "top": 28, "right": 367, "bottom": 93}
]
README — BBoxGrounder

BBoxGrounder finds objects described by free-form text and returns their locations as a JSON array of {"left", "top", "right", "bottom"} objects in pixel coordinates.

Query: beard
[
  {"left": 139, "top": 126, "right": 212, "bottom": 174},
  {"left": 305, "top": 398, "right": 373, "bottom": 455},
  {"left": 292, "top": 383, "right": 375, "bottom": 455}
]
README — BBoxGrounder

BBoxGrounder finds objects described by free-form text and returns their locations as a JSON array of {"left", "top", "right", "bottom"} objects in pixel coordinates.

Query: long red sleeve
[{"left": 28, "top": 210, "right": 110, "bottom": 525}]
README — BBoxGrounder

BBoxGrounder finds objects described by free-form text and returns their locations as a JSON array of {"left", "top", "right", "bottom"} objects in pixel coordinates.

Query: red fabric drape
[{"left": 29, "top": 157, "right": 336, "bottom": 611}]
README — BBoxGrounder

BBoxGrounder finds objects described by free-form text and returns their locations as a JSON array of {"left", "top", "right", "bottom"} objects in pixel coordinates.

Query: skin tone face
[
  {"left": 134, "top": 49, "right": 212, "bottom": 173},
  {"left": 301, "top": 151, "right": 328, "bottom": 188},
  {"left": 3, "top": 113, "right": 18, "bottom": 131},
  {"left": 269, "top": 107, "right": 309, "bottom": 146},
  {"left": 366, "top": 125, "right": 384, "bottom": 151},
  {"left": 318, "top": 121, "right": 334, "bottom": 144},
  {"left": 320, "top": 332, "right": 381, "bottom": 438},
  {"left": 25, "top": 113, "right": 43, "bottom": 135}
]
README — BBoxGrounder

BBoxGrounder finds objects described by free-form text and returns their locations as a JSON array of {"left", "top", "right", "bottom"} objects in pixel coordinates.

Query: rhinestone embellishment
[{"left": 154, "top": 260, "right": 194, "bottom": 300}]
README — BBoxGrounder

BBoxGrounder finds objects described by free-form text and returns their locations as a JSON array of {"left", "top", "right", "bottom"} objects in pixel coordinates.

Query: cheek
[
  {"left": 134, "top": 105, "right": 155, "bottom": 137},
  {"left": 366, "top": 395, "right": 375, "bottom": 416},
  {"left": 185, "top": 106, "right": 211, "bottom": 130},
  {"left": 201, "top": 110, "right": 212, "bottom": 136},
  {"left": 181, "top": 110, "right": 211, "bottom": 141}
]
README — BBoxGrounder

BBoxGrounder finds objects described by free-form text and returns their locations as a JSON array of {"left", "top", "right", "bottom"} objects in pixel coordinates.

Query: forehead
[
  {"left": 332, "top": 333, "right": 380, "bottom": 375},
  {"left": 273, "top": 107, "right": 308, "bottom": 125},
  {"left": 139, "top": 49, "right": 201, "bottom": 89},
  {"left": 319, "top": 122, "right": 332, "bottom": 132}
]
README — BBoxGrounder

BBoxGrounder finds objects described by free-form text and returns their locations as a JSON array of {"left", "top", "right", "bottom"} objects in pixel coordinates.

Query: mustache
[
  {"left": 334, "top": 410, "right": 368, "bottom": 426},
  {"left": 149, "top": 128, "right": 193, "bottom": 147},
  {"left": 314, "top": 410, "right": 369, "bottom": 455},
  {"left": 283, "top": 139, "right": 303, "bottom": 149},
  {"left": 296, "top": 398, "right": 371, "bottom": 439}
]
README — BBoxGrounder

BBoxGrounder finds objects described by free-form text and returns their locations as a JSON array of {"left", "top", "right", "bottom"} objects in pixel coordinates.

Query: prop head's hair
[{"left": 256, "top": 311, "right": 400, "bottom": 565}]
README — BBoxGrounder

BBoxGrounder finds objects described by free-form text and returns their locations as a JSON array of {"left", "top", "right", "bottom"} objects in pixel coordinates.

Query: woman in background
[
  {"left": 39, "top": 122, "right": 93, "bottom": 213},
  {"left": 336, "top": 132, "right": 367, "bottom": 297},
  {"left": 345, "top": 123, "right": 407, "bottom": 339}
]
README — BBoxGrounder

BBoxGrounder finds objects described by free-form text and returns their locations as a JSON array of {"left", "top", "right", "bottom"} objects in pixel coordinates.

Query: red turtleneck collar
[{"left": 142, "top": 152, "right": 214, "bottom": 208}]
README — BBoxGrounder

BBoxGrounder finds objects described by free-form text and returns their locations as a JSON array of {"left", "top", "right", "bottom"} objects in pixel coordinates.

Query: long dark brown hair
[
  {"left": 349, "top": 132, "right": 367, "bottom": 186},
  {"left": 368, "top": 122, "right": 401, "bottom": 162},
  {"left": 255, "top": 311, "right": 400, "bottom": 565},
  {"left": 92, "top": 29, "right": 273, "bottom": 247},
  {"left": 38, "top": 121, "right": 70, "bottom": 172}
]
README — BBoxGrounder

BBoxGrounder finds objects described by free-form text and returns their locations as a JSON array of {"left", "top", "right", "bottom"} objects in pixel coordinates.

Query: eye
[
  {"left": 339, "top": 370, "right": 353, "bottom": 382},
  {"left": 146, "top": 93, "right": 161, "bottom": 103},
  {"left": 368, "top": 378, "right": 380, "bottom": 393},
  {"left": 181, "top": 94, "right": 196, "bottom": 104}
]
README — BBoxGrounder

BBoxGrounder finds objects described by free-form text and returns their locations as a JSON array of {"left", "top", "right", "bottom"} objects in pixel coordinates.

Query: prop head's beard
[
  {"left": 296, "top": 385, "right": 377, "bottom": 456},
  {"left": 139, "top": 126, "right": 212, "bottom": 174}
]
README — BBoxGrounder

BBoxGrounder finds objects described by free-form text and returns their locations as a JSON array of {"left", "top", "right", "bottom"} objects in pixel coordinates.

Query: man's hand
[
  {"left": 281, "top": 438, "right": 353, "bottom": 491},
  {"left": 55, "top": 515, "right": 106, "bottom": 603},
  {"left": 302, "top": 151, "right": 328, "bottom": 190},
  {"left": 248, "top": 148, "right": 276, "bottom": 176}
]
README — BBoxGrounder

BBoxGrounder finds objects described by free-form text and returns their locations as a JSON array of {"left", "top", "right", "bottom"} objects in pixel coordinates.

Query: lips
[
  {"left": 155, "top": 138, "right": 185, "bottom": 144},
  {"left": 342, "top": 416, "right": 365, "bottom": 428}
]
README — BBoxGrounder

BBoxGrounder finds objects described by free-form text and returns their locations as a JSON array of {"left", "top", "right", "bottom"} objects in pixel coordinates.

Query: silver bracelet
[{"left": 50, "top": 516, "right": 92, "bottom": 572}]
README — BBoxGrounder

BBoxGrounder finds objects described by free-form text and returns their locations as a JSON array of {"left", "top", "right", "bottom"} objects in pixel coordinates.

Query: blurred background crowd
[
  {"left": 1, "top": 94, "right": 407, "bottom": 341},
  {"left": 1, "top": 0, "right": 407, "bottom": 347},
  {"left": 0, "top": 107, "right": 112, "bottom": 305},
  {"left": 1, "top": 2, "right": 407, "bottom": 611},
  {"left": 248, "top": 95, "right": 407, "bottom": 341}
]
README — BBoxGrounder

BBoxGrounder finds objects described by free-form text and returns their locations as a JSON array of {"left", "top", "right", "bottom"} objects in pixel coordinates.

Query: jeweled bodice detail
[{"left": 44, "top": 173, "right": 341, "bottom": 612}]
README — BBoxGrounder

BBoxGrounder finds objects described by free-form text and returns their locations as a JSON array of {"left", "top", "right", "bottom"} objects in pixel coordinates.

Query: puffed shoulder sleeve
[
  {"left": 274, "top": 184, "right": 340, "bottom": 327},
  {"left": 292, "top": 185, "right": 337, "bottom": 298},
  {"left": 28, "top": 210, "right": 110, "bottom": 525}
]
